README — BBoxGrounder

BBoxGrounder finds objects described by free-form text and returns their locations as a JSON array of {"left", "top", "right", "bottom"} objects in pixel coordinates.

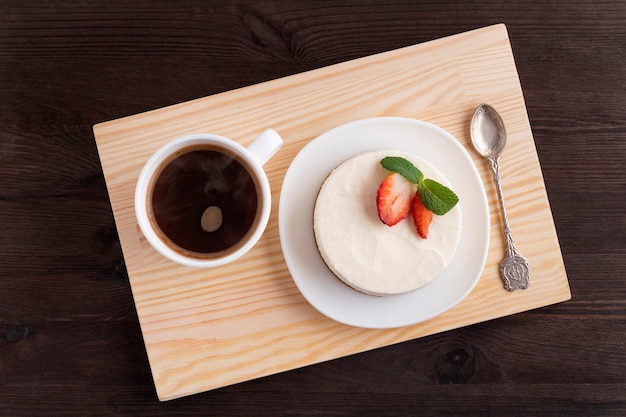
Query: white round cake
[{"left": 313, "top": 149, "right": 462, "bottom": 296}]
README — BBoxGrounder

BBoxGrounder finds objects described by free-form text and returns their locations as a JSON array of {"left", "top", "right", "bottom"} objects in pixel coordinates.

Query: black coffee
[{"left": 149, "top": 145, "right": 260, "bottom": 257}]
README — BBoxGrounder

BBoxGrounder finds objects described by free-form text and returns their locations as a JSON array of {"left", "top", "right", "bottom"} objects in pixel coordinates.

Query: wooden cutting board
[{"left": 93, "top": 24, "right": 570, "bottom": 401}]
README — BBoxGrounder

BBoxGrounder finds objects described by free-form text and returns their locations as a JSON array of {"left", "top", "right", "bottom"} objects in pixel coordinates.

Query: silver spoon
[{"left": 470, "top": 103, "right": 530, "bottom": 291}]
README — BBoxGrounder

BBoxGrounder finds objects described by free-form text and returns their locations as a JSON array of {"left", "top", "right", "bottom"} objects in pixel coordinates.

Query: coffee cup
[{"left": 135, "top": 129, "right": 283, "bottom": 267}]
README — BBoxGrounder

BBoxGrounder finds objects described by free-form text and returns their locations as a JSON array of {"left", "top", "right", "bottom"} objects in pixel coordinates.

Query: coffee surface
[{"left": 150, "top": 147, "right": 259, "bottom": 256}]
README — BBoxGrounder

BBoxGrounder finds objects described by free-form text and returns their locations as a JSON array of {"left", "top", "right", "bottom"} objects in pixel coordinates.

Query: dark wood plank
[{"left": 1, "top": 1, "right": 625, "bottom": 415}]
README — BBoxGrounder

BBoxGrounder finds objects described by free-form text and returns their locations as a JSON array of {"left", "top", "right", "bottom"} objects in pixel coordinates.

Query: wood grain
[{"left": 93, "top": 24, "right": 570, "bottom": 400}]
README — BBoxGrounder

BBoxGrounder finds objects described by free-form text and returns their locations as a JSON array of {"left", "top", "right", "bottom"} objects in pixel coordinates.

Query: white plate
[{"left": 278, "top": 117, "right": 490, "bottom": 329}]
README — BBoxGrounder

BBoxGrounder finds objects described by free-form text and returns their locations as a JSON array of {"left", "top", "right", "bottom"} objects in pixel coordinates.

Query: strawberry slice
[
  {"left": 412, "top": 191, "right": 432, "bottom": 239},
  {"left": 376, "top": 173, "right": 414, "bottom": 226}
]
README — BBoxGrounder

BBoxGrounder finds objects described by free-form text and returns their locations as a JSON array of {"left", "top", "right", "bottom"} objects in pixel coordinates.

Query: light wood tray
[{"left": 93, "top": 24, "right": 570, "bottom": 401}]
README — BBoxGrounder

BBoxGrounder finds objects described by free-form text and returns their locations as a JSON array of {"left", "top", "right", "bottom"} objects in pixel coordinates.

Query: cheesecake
[{"left": 313, "top": 149, "right": 462, "bottom": 296}]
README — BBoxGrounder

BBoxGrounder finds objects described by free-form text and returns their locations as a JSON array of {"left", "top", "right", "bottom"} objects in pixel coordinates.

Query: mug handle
[{"left": 246, "top": 129, "right": 283, "bottom": 166}]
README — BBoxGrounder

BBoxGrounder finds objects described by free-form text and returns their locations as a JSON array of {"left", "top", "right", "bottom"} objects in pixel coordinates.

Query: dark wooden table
[{"left": 1, "top": 1, "right": 624, "bottom": 416}]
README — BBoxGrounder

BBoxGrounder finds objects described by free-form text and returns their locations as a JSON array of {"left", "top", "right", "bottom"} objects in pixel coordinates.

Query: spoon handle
[
  {"left": 487, "top": 157, "right": 512, "bottom": 238},
  {"left": 487, "top": 156, "right": 531, "bottom": 291}
]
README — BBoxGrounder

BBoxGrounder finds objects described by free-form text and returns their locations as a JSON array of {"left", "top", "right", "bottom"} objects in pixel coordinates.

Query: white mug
[{"left": 135, "top": 129, "right": 283, "bottom": 268}]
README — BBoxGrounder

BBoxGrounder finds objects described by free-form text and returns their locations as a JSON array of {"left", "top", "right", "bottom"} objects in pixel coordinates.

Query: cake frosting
[{"left": 313, "top": 149, "right": 462, "bottom": 296}]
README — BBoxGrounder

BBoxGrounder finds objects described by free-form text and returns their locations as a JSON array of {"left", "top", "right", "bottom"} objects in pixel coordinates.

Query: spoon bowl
[
  {"left": 470, "top": 103, "right": 530, "bottom": 291},
  {"left": 470, "top": 103, "right": 507, "bottom": 158}
]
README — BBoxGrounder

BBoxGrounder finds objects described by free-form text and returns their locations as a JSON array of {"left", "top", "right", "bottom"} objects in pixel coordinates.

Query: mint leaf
[
  {"left": 417, "top": 179, "right": 459, "bottom": 215},
  {"left": 380, "top": 156, "right": 423, "bottom": 184}
]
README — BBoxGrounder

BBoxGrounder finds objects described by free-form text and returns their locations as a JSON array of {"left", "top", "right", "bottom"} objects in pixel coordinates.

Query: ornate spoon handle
[{"left": 487, "top": 156, "right": 531, "bottom": 291}]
